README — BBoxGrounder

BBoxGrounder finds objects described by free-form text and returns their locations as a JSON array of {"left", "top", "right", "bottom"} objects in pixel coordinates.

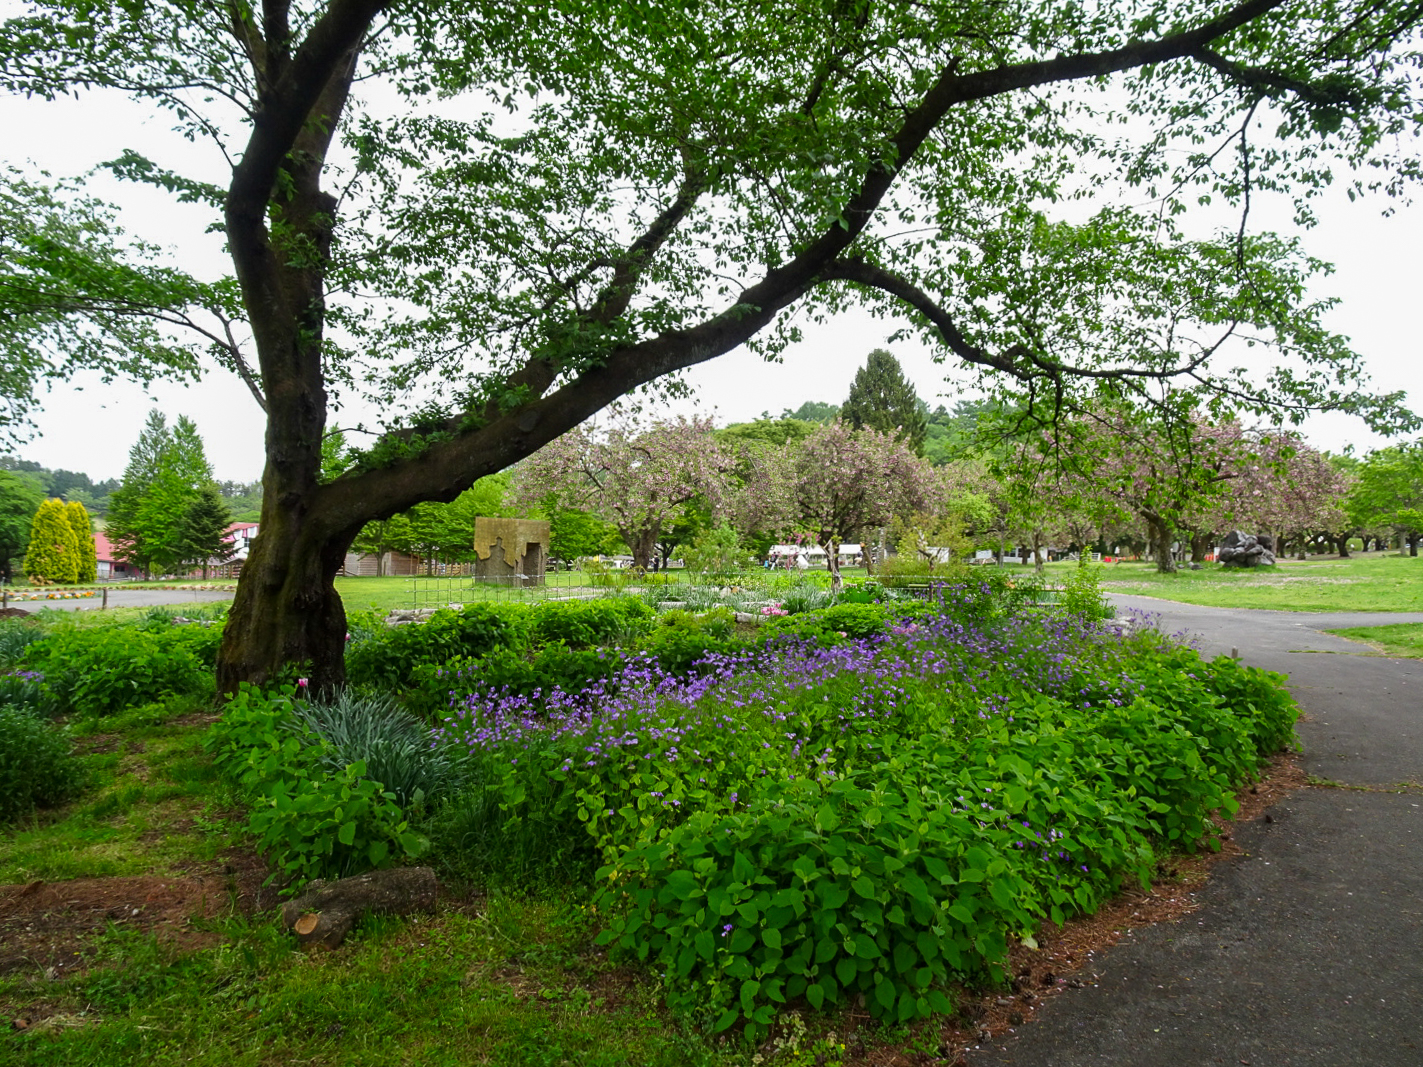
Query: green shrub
[
  {"left": 0, "top": 704, "right": 85, "bottom": 823},
  {"left": 634, "top": 607, "right": 745, "bottom": 674},
  {"left": 248, "top": 760, "right": 428, "bottom": 885},
  {"left": 23, "top": 497, "right": 80, "bottom": 584},
  {"left": 638, "top": 628, "right": 744, "bottom": 675},
  {"left": 529, "top": 597, "right": 653, "bottom": 649},
  {"left": 345, "top": 603, "right": 528, "bottom": 689},
  {"left": 207, "top": 685, "right": 428, "bottom": 885},
  {"left": 596, "top": 775, "right": 1036, "bottom": 1036},
  {"left": 760, "top": 602, "right": 888, "bottom": 644},
  {"left": 588, "top": 649, "right": 1289, "bottom": 1036},
  {"left": 1058, "top": 564, "right": 1112, "bottom": 620},
  {"left": 1192, "top": 653, "right": 1299, "bottom": 756},
  {"left": 66, "top": 500, "right": 98, "bottom": 583},
  {"left": 682, "top": 524, "right": 749, "bottom": 585},
  {"left": 206, "top": 683, "right": 316, "bottom": 782},
  {"left": 159, "top": 621, "right": 225, "bottom": 668},
  {"left": 23, "top": 625, "right": 209, "bottom": 717}
]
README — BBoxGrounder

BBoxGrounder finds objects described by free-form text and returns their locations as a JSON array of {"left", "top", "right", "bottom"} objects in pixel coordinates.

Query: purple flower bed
[{"left": 424, "top": 600, "right": 1296, "bottom": 1034}]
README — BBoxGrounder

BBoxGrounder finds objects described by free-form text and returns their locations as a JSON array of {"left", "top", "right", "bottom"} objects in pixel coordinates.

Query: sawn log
[{"left": 279, "top": 866, "right": 438, "bottom": 949}]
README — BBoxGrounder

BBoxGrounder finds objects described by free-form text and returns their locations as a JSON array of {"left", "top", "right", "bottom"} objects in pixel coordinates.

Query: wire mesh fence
[
  {"left": 403, "top": 567, "right": 853, "bottom": 612},
  {"left": 400, "top": 563, "right": 1075, "bottom": 612}
]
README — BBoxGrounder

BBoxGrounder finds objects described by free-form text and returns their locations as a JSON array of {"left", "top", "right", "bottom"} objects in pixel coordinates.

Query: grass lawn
[
  {"left": 0, "top": 699, "right": 244, "bottom": 887},
  {"left": 0, "top": 698, "right": 740, "bottom": 1067},
  {"left": 1322, "top": 622, "right": 1423, "bottom": 659},
  {"left": 1079, "top": 551, "right": 1423, "bottom": 612}
]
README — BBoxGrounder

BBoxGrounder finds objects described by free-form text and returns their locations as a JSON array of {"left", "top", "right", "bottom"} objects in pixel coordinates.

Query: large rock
[{"left": 1218, "top": 530, "right": 1277, "bottom": 568}]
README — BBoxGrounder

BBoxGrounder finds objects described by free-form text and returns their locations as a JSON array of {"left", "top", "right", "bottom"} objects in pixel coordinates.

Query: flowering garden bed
[
  {"left": 3, "top": 590, "right": 98, "bottom": 602},
  {"left": 205, "top": 581, "right": 1296, "bottom": 1038}
]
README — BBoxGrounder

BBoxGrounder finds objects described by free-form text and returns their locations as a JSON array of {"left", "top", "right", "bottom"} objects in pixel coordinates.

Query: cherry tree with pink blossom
[
  {"left": 763, "top": 421, "right": 938, "bottom": 590},
  {"left": 516, "top": 415, "right": 735, "bottom": 570}
]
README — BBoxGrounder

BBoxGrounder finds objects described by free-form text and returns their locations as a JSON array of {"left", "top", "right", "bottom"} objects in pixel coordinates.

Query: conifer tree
[
  {"left": 107, "top": 410, "right": 171, "bottom": 576},
  {"left": 841, "top": 350, "right": 928, "bottom": 456},
  {"left": 65, "top": 500, "right": 97, "bottom": 583},
  {"left": 175, "top": 483, "right": 234, "bottom": 577},
  {"left": 23, "top": 498, "right": 79, "bottom": 584},
  {"left": 109, "top": 413, "right": 220, "bottom": 574}
]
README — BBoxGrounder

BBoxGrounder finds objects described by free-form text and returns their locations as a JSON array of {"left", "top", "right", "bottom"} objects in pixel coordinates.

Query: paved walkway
[
  {"left": 2, "top": 587, "right": 235, "bottom": 613},
  {"left": 972, "top": 596, "right": 1423, "bottom": 1067}
]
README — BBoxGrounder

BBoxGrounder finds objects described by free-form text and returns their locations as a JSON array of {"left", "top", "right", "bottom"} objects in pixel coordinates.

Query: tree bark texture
[{"left": 279, "top": 866, "right": 438, "bottom": 949}]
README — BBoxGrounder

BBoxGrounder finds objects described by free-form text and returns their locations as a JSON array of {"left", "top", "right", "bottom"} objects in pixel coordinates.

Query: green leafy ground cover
[
  {"left": 1090, "top": 553, "right": 1422, "bottom": 612},
  {"left": 0, "top": 577, "right": 1297, "bottom": 1064}
]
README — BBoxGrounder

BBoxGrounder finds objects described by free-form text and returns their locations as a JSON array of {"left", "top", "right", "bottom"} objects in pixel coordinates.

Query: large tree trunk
[
  {"left": 1335, "top": 534, "right": 1350, "bottom": 558},
  {"left": 627, "top": 527, "right": 658, "bottom": 572},
  {"left": 215, "top": 39, "right": 364, "bottom": 695},
  {"left": 217, "top": 500, "right": 357, "bottom": 695},
  {"left": 1189, "top": 532, "right": 1211, "bottom": 564},
  {"left": 1146, "top": 515, "right": 1177, "bottom": 574}
]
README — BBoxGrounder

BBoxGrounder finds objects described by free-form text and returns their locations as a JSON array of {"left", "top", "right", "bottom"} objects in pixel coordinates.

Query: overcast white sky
[{"left": 3, "top": 78, "right": 1421, "bottom": 484}]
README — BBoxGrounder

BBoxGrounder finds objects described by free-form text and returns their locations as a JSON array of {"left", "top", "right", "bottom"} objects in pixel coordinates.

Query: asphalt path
[
  {"left": 1, "top": 587, "right": 235, "bottom": 613},
  {"left": 971, "top": 596, "right": 1423, "bottom": 1067}
]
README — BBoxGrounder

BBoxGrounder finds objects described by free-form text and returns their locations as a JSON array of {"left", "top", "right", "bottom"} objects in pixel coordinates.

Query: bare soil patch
[{"left": 0, "top": 849, "right": 276, "bottom": 980}]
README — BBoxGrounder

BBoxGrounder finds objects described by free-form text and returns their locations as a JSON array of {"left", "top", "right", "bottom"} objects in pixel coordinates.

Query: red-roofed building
[{"left": 92, "top": 532, "right": 139, "bottom": 580}]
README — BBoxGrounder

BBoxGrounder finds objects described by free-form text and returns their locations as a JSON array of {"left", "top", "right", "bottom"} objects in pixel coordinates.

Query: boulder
[{"left": 1218, "top": 530, "right": 1277, "bottom": 568}]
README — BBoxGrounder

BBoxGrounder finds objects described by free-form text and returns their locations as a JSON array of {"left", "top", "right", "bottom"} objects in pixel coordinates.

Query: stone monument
[
  {"left": 473, "top": 517, "right": 550, "bottom": 586},
  {"left": 1217, "top": 530, "right": 1276, "bottom": 568}
]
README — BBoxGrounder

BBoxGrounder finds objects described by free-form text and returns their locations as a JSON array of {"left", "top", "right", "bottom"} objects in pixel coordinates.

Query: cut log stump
[{"left": 279, "top": 867, "right": 438, "bottom": 949}]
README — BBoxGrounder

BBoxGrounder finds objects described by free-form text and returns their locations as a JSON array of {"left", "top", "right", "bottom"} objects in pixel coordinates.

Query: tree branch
[
  {"left": 310, "top": 0, "right": 1299, "bottom": 533},
  {"left": 817, "top": 257, "right": 1219, "bottom": 384},
  {"left": 1193, "top": 46, "right": 1369, "bottom": 110}
]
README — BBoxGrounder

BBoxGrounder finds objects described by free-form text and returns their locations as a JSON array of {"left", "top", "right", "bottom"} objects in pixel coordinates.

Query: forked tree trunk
[{"left": 217, "top": 495, "right": 357, "bottom": 695}]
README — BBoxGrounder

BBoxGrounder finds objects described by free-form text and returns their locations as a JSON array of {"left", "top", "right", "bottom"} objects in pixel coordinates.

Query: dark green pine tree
[
  {"left": 106, "top": 409, "right": 171, "bottom": 576},
  {"left": 840, "top": 349, "right": 928, "bottom": 455},
  {"left": 174, "top": 483, "right": 234, "bottom": 578}
]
